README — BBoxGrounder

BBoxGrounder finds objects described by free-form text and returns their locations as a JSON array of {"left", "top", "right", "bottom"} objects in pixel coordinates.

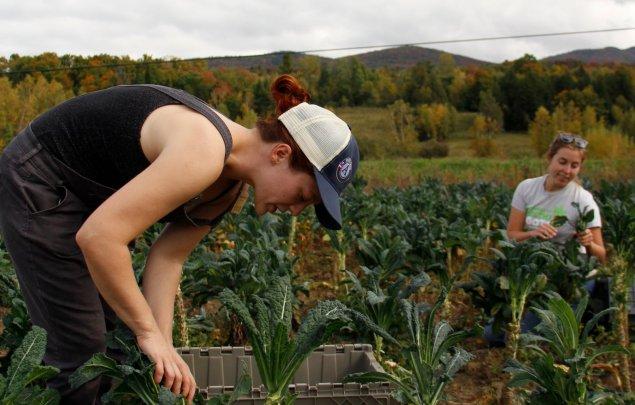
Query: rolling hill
[
  {"left": 202, "top": 45, "right": 635, "bottom": 70},
  {"left": 541, "top": 46, "right": 635, "bottom": 64}
]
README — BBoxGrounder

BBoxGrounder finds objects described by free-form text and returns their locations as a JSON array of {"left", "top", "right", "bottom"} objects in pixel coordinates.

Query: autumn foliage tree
[
  {"left": 412, "top": 103, "right": 457, "bottom": 141},
  {"left": 529, "top": 106, "right": 554, "bottom": 157},
  {"left": 0, "top": 51, "right": 634, "bottom": 153}
]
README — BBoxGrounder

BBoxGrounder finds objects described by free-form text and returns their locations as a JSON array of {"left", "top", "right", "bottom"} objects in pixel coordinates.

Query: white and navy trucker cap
[{"left": 279, "top": 102, "right": 360, "bottom": 230}]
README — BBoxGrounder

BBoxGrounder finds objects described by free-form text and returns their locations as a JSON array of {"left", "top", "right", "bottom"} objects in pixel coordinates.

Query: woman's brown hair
[
  {"left": 256, "top": 75, "right": 313, "bottom": 173},
  {"left": 545, "top": 132, "right": 588, "bottom": 162}
]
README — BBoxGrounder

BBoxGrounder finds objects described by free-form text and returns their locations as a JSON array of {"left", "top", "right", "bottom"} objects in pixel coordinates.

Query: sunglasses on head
[{"left": 557, "top": 132, "right": 588, "bottom": 149}]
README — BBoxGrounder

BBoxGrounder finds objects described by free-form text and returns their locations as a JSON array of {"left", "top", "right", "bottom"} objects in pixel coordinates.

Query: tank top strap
[{"left": 127, "top": 84, "right": 233, "bottom": 160}]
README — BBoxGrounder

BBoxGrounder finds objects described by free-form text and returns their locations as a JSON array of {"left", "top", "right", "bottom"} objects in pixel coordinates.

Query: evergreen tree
[
  {"left": 500, "top": 54, "right": 552, "bottom": 131},
  {"left": 403, "top": 62, "right": 447, "bottom": 105},
  {"left": 252, "top": 78, "right": 272, "bottom": 116},
  {"left": 478, "top": 90, "right": 504, "bottom": 132},
  {"left": 278, "top": 53, "right": 293, "bottom": 75}
]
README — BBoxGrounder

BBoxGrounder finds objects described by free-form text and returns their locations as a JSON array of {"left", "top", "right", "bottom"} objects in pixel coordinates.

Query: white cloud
[{"left": 0, "top": 0, "right": 633, "bottom": 62}]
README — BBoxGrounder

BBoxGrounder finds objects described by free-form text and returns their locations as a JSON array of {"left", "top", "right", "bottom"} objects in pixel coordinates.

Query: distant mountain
[
  {"left": 343, "top": 45, "right": 491, "bottom": 68},
  {"left": 202, "top": 45, "right": 634, "bottom": 70},
  {"left": 205, "top": 52, "right": 331, "bottom": 70},
  {"left": 204, "top": 46, "right": 489, "bottom": 70},
  {"left": 542, "top": 46, "right": 635, "bottom": 64}
]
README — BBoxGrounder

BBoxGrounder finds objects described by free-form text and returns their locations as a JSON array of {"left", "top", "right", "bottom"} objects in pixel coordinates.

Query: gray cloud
[{"left": 0, "top": 0, "right": 633, "bottom": 62}]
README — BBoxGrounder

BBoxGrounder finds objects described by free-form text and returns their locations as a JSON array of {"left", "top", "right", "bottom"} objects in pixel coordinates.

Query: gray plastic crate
[{"left": 178, "top": 344, "right": 393, "bottom": 404}]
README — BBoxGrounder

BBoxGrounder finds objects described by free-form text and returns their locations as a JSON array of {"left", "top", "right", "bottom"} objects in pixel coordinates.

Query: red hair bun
[{"left": 271, "top": 74, "right": 311, "bottom": 115}]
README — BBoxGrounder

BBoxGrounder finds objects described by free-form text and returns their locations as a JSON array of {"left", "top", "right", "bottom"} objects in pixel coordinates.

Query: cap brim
[{"left": 313, "top": 167, "right": 342, "bottom": 230}]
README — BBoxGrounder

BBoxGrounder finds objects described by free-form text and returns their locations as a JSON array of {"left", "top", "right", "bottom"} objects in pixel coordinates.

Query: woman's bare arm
[
  {"left": 75, "top": 112, "right": 225, "bottom": 399},
  {"left": 507, "top": 207, "right": 533, "bottom": 242},
  {"left": 76, "top": 122, "right": 224, "bottom": 335},
  {"left": 579, "top": 227, "right": 606, "bottom": 264},
  {"left": 506, "top": 207, "right": 558, "bottom": 242}
]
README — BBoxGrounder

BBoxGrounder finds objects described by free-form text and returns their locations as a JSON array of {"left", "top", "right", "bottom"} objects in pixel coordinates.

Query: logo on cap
[{"left": 336, "top": 157, "right": 353, "bottom": 183}]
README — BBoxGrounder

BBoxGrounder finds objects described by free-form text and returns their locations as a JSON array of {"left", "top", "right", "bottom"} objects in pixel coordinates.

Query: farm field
[
  {"left": 2, "top": 48, "right": 635, "bottom": 404},
  {"left": 1, "top": 176, "right": 633, "bottom": 404}
]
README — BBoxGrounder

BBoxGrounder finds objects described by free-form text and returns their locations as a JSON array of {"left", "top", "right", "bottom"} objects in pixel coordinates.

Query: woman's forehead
[{"left": 554, "top": 147, "right": 583, "bottom": 162}]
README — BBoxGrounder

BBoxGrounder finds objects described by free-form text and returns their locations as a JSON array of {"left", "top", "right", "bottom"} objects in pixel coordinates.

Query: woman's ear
[{"left": 270, "top": 143, "right": 293, "bottom": 164}]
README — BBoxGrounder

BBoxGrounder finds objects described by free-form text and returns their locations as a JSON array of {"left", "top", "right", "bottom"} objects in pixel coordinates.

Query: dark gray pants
[{"left": 0, "top": 126, "right": 119, "bottom": 404}]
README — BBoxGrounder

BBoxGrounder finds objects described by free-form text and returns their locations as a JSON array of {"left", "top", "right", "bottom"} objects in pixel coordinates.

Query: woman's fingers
[
  {"left": 136, "top": 331, "right": 192, "bottom": 398},
  {"left": 154, "top": 359, "right": 164, "bottom": 384},
  {"left": 188, "top": 384, "right": 196, "bottom": 402},
  {"left": 178, "top": 372, "right": 189, "bottom": 399},
  {"left": 537, "top": 224, "right": 557, "bottom": 239},
  {"left": 176, "top": 358, "right": 195, "bottom": 399},
  {"left": 163, "top": 362, "right": 176, "bottom": 390},
  {"left": 545, "top": 224, "right": 557, "bottom": 237},
  {"left": 171, "top": 365, "right": 183, "bottom": 395},
  {"left": 578, "top": 229, "right": 593, "bottom": 245}
]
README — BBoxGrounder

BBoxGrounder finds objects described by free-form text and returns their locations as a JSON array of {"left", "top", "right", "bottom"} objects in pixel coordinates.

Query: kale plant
[
  {"left": 219, "top": 275, "right": 395, "bottom": 405},
  {"left": 344, "top": 295, "right": 473, "bottom": 405},
  {"left": 70, "top": 324, "right": 185, "bottom": 404},
  {"left": 345, "top": 225, "right": 424, "bottom": 358},
  {"left": 505, "top": 292, "right": 629, "bottom": 404},
  {"left": 462, "top": 240, "right": 557, "bottom": 358},
  {"left": 0, "top": 242, "right": 31, "bottom": 373},
  {"left": 0, "top": 326, "right": 60, "bottom": 404}
]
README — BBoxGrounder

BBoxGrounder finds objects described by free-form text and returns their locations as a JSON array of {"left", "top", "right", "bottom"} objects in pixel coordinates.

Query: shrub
[
  {"left": 470, "top": 137, "right": 498, "bottom": 157},
  {"left": 413, "top": 103, "right": 458, "bottom": 141},
  {"left": 585, "top": 126, "right": 633, "bottom": 159},
  {"left": 418, "top": 140, "right": 449, "bottom": 158},
  {"left": 469, "top": 114, "right": 499, "bottom": 157}
]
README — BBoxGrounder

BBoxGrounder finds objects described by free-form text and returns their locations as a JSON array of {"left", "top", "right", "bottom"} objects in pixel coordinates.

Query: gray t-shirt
[{"left": 511, "top": 175, "right": 602, "bottom": 245}]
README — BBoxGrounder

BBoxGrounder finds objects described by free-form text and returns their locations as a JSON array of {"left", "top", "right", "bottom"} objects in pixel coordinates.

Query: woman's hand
[
  {"left": 530, "top": 223, "right": 558, "bottom": 240},
  {"left": 136, "top": 329, "right": 196, "bottom": 402},
  {"left": 577, "top": 229, "right": 594, "bottom": 247}
]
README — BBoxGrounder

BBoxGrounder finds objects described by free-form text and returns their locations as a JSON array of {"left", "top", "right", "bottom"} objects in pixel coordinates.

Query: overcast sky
[{"left": 1, "top": 0, "right": 633, "bottom": 63}]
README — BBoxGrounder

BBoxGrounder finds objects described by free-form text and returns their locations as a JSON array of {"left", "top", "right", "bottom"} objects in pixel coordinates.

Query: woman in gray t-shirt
[{"left": 506, "top": 133, "right": 606, "bottom": 263}]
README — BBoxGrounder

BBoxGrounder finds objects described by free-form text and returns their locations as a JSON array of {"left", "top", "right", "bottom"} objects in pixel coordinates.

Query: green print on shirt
[{"left": 526, "top": 205, "right": 566, "bottom": 221}]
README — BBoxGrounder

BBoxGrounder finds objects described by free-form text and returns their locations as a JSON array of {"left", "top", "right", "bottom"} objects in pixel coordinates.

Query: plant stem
[
  {"left": 337, "top": 231, "right": 346, "bottom": 273},
  {"left": 442, "top": 250, "right": 453, "bottom": 318},
  {"left": 484, "top": 219, "right": 491, "bottom": 252},
  {"left": 611, "top": 254, "right": 632, "bottom": 392},
  {"left": 287, "top": 216, "right": 297, "bottom": 256},
  {"left": 507, "top": 320, "right": 520, "bottom": 360},
  {"left": 374, "top": 333, "right": 384, "bottom": 363},
  {"left": 174, "top": 285, "right": 189, "bottom": 347}
]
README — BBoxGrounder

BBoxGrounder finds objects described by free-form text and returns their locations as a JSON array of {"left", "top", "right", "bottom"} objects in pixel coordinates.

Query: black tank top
[
  {"left": 30, "top": 84, "right": 237, "bottom": 225},
  {"left": 31, "top": 84, "right": 232, "bottom": 189}
]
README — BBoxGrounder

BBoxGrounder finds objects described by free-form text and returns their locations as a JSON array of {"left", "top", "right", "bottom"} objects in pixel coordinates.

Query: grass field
[
  {"left": 335, "top": 106, "right": 635, "bottom": 187},
  {"left": 335, "top": 106, "right": 534, "bottom": 159},
  {"left": 359, "top": 157, "right": 634, "bottom": 188},
  {"left": 335, "top": 106, "right": 540, "bottom": 160}
]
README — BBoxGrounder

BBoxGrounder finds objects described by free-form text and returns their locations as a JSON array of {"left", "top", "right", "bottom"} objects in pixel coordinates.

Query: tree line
[{"left": 1, "top": 52, "right": 634, "bottom": 151}]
